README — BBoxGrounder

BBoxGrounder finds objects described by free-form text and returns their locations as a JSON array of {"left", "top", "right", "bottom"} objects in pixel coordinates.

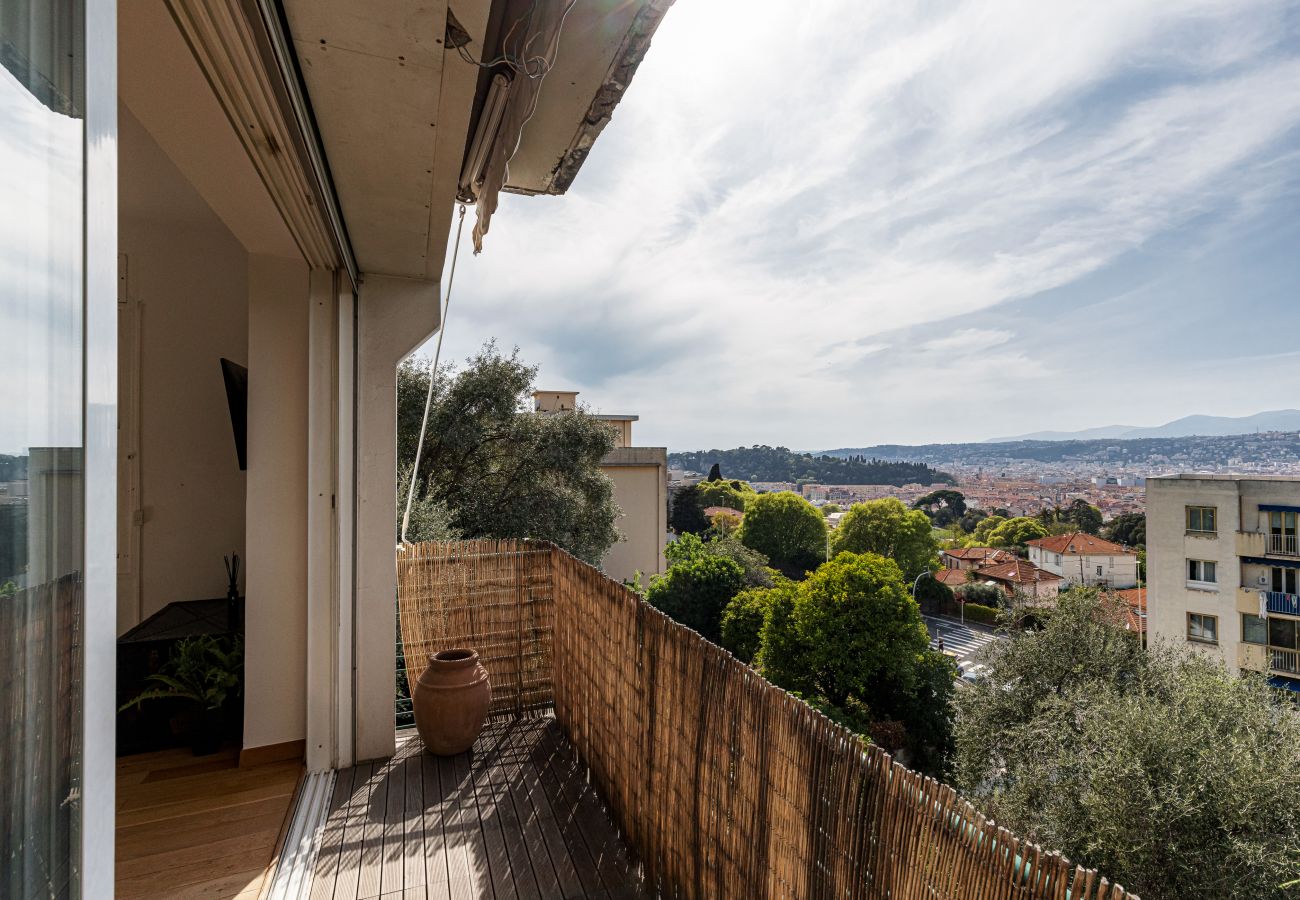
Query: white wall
[
  {"left": 243, "top": 255, "right": 310, "bottom": 751},
  {"left": 117, "top": 106, "right": 249, "bottom": 632},
  {"left": 601, "top": 450, "right": 667, "bottom": 585},
  {"left": 1147, "top": 476, "right": 1241, "bottom": 670}
]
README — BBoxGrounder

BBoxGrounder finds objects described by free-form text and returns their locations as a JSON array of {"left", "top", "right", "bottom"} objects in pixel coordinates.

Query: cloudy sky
[{"left": 432, "top": 0, "right": 1300, "bottom": 452}]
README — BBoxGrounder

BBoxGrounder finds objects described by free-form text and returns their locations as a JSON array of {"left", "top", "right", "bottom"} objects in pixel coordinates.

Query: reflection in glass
[{"left": 1, "top": 1, "right": 87, "bottom": 896}]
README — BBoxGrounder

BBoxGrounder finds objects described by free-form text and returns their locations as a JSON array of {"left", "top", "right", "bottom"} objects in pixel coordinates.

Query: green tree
[
  {"left": 645, "top": 553, "right": 745, "bottom": 644},
  {"left": 1064, "top": 498, "right": 1103, "bottom": 534},
  {"left": 739, "top": 491, "right": 826, "bottom": 577},
  {"left": 720, "top": 580, "right": 794, "bottom": 664},
  {"left": 831, "top": 498, "right": 938, "bottom": 577},
  {"left": 397, "top": 344, "right": 618, "bottom": 563},
  {"left": 913, "top": 489, "right": 967, "bottom": 526},
  {"left": 762, "top": 552, "right": 930, "bottom": 705},
  {"left": 821, "top": 503, "right": 841, "bottom": 517},
  {"left": 757, "top": 552, "right": 954, "bottom": 774},
  {"left": 955, "top": 589, "right": 1300, "bottom": 899},
  {"left": 696, "top": 478, "right": 756, "bottom": 513},
  {"left": 669, "top": 483, "right": 709, "bottom": 535},
  {"left": 667, "top": 531, "right": 775, "bottom": 589},
  {"left": 969, "top": 514, "right": 1006, "bottom": 545},
  {"left": 1102, "top": 511, "right": 1146, "bottom": 548},
  {"left": 986, "top": 516, "right": 1049, "bottom": 549}
]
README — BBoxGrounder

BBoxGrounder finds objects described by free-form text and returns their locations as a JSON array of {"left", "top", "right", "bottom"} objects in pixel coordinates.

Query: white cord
[{"left": 401, "top": 204, "right": 468, "bottom": 545}]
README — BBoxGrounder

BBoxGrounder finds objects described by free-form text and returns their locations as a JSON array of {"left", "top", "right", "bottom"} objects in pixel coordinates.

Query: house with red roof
[
  {"left": 1026, "top": 531, "right": 1140, "bottom": 588},
  {"left": 970, "top": 559, "right": 1063, "bottom": 604},
  {"left": 941, "top": 546, "right": 1016, "bottom": 571}
]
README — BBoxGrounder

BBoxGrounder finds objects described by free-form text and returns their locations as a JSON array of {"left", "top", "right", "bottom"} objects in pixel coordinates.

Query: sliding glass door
[{"left": 1, "top": 0, "right": 87, "bottom": 895}]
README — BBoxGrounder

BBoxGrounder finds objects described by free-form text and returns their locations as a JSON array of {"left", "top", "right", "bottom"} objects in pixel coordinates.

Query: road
[{"left": 923, "top": 615, "right": 1004, "bottom": 666}]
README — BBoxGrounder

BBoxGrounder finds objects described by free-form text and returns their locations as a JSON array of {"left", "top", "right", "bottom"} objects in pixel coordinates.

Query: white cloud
[{"left": 437, "top": 0, "right": 1300, "bottom": 449}]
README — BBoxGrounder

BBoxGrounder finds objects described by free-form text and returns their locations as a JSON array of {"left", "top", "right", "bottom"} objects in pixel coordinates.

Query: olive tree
[
  {"left": 955, "top": 589, "right": 1300, "bottom": 899},
  {"left": 397, "top": 342, "right": 619, "bottom": 563}
]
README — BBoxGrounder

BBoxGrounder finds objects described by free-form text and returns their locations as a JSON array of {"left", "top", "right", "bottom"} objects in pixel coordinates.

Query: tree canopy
[
  {"left": 984, "top": 516, "right": 1049, "bottom": 549},
  {"left": 696, "top": 478, "right": 757, "bottom": 513},
  {"left": 955, "top": 589, "right": 1300, "bottom": 899},
  {"left": 397, "top": 343, "right": 618, "bottom": 563},
  {"left": 668, "top": 445, "right": 954, "bottom": 486},
  {"left": 1102, "top": 511, "right": 1146, "bottom": 548},
  {"left": 738, "top": 491, "right": 827, "bottom": 576},
  {"left": 753, "top": 552, "right": 954, "bottom": 773},
  {"left": 646, "top": 545, "right": 745, "bottom": 644},
  {"left": 831, "top": 498, "right": 939, "bottom": 578},
  {"left": 913, "top": 490, "right": 967, "bottom": 526},
  {"left": 1039, "top": 499, "right": 1103, "bottom": 535}
]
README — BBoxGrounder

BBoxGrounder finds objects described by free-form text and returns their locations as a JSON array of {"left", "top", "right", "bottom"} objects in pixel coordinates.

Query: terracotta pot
[{"left": 412, "top": 648, "right": 491, "bottom": 756}]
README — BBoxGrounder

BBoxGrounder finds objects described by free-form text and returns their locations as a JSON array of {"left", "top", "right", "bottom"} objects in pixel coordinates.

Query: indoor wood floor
[
  {"left": 309, "top": 716, "right": 648, "bottom": 899},
  {"left": 115, "top": 745, "right": 301, "bottom": 899}
]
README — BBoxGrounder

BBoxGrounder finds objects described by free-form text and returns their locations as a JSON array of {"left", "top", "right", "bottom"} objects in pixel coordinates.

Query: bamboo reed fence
[{"left": 397, "top": 539, "right": 1139, "bottom": 900}]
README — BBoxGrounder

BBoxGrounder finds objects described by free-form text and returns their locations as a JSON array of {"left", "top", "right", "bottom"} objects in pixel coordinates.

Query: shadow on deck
[{"left": 309, "top": 716, "right": 647, "bottom": 899}]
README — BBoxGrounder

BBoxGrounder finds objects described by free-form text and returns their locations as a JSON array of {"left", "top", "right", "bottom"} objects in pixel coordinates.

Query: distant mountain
[{"left": 986, "top": 410, "right": 1300, "bottom": 443}]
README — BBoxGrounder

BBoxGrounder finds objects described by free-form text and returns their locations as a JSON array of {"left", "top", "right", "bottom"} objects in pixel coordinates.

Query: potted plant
[{"left": 120, "top": 635, "right": 243, "bottom": 755}]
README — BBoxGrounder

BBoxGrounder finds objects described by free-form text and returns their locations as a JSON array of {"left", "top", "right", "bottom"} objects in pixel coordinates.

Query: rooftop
[{"left": 1027, "top": 532, "right": 1134, "bottom": 556}]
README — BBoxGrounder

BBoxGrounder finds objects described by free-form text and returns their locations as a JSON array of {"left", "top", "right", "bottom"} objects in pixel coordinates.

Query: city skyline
[{"left": 432, "top": 0, "right": 1300, "bottom": 451}]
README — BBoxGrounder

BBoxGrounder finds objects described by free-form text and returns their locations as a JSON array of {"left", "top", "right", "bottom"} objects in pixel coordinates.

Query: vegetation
[
  {"left": 720, "top": 580, "right": 794, "bottom": 665},
  {"left": 696, "top": 478, "right": 757, "bottom": 512},
  {"left": 119, "top": 635, "right": 244, "bottom": 713},
  {"left": 752, "top": 552, "right": 954, "bottom": 774},
  {"left": 832, "top": 498, "right": 939, "bottom": 578},
  {"left": 1102, "top": 511, "right": 1146, "bottom": 547},
  {"left": 968, "top": 515, "right": 1048, "bottom": 549},
  {"left": 738, "top": 492, "right": 827, "bottom": 576},
  {"left": 912, "top": 489, "right": 967, "bottom": 526},
  {"left": 645, "top": 549, "right": 745, "bottom": 644},
  {"left": 668, "top": 446, "right": 954, "bottom": 486},
  {"left": 1037, "top": 498, "right": 1103, "bottom": 535},
  {"left": 668, "top": 483, "right": 710, "bottom": 535},
  {"left": 955, "top": 590, "right": 1300, "bottom": 899},
  {"left": 397, "top": 343, "right": 619, "bottom": 564}
]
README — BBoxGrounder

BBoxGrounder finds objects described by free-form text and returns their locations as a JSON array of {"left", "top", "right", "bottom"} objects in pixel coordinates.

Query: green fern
[{"left": 120, "top": 635, "right": 244, "bottom": 712}]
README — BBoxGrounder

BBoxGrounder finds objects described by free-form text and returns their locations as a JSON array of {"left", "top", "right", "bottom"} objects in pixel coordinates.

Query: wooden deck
[
  {"left": 115, "top": 745, "right": 301, "bottom": 899},
  {"left": 309, "top": 716, "right": 648, "bottom": 899}
]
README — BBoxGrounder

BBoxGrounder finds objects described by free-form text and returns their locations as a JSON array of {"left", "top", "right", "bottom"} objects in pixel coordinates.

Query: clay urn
[{"left": 412, "top": 648, "right": 491, "bottom": 756}]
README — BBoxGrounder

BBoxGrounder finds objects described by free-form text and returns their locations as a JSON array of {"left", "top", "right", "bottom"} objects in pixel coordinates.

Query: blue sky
[{"left": 432, "top": 0, "right": 1300, "bottom": 451}]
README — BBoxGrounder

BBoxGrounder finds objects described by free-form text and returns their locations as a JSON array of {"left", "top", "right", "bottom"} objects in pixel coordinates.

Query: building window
[
  {"left": 1270, "top": 512, "right": 1299, "bottom": 554},
  {"left": 1055, "top": 554, "right": 1061, "bottom": 566},
  {"left": 1272, "top": 567, "right": 1299, "bottom": 595},
  {"left": 1270, "top": 617, "right": 1298, "bottom": 650},
  {"left": 1188, "top": 613, "right": 1218, "bottom": 644},
  {"left": 1187, "top": 559, "right": 1217, "bottom": 584},
  {"left": 1096, "top": 565, "right": 1104, "bottom": 577},
  {"left": 1186, "top": 505, "right": 1217, "bottom": 534},
  {"left": 1243, "top": 613, "right": 1267, "bottom": 645}
]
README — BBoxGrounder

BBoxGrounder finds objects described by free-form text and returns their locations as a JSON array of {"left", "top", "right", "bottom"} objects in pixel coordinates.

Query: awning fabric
[
  {"left": 1243, "top": 556, "right": 1300, "bottom": 570},
  {"left": 1260, "top": 504, "right": 1300, "bottom": 514},
  {"left": 1269, "top": 676, "right": 1300, "bottom": 693}
]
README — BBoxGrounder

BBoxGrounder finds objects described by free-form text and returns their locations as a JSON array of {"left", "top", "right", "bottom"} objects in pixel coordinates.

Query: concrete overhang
[
  {"left": 280, "top": 0, "right": 672, "bottom": 278},
  {"left": 503, "top": 0, "right": 674, "bottom": 196}
]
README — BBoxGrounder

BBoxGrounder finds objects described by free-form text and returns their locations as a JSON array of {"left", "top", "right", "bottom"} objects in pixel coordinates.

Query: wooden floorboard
[
  {"left": 115, "top": 745, "right": 300, "bottom": 900},
  {"left": 313, "top": 718, "right": 644, "bottom": 899}
]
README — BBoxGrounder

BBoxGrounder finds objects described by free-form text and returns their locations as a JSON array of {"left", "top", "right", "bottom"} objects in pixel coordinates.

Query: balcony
[
  {"left": 1267, "top": 592, "right": 1300, "bottom": 617},
  {"left": 1271, "top": 647, "right": 1300, "bottom": 676},
  {"left": 323, "top": 539, "right": 1138, "bottom": 900},
  {"left": 1270, "top": 533, "right": 1300, "bottom": 556}
]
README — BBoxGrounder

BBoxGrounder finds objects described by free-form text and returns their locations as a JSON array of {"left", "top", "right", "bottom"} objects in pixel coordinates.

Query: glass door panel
[{"left": 0, "top": 0, "right": 87, "bottom": 896}]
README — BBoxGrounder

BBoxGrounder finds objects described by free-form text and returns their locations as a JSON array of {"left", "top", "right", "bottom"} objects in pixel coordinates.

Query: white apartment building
[
  {"left": 1147, "top": 474, "right": 1300, "bottom": 687},
  {"left": 1026, "top": 531, "right": 1140, "bottom": 588}
]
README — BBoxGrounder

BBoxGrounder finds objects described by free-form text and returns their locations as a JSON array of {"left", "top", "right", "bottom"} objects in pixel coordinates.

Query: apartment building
[
  {"left": 1147, "top": 474, "right": 1300, "bottom": 686},
  {"left": 1026, "top": 531, "right": 1140, "bottom": 588},
  {"left": 534, "top": 391, "right": 668, "bottom": 584}
]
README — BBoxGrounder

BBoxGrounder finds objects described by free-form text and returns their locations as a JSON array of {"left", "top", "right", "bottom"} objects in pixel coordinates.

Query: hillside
[{"left": 669, "top": 445, "right": 955, "bottom": 486}]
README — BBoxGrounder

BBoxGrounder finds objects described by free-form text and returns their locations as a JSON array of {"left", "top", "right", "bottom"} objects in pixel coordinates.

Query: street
[{"left": 923, "top": 615, "right": 1004, "bottom": 666}]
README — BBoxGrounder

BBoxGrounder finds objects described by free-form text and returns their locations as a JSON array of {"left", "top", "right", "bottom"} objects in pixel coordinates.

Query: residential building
[
  {"left": 534, "top": 390, "right": 668, "bottom": 584},
  {"left": 971, "top": 558, "right": 1063, "bottom": 603},
  {"left": 1026, "top": 531, "right": 1140, "bottom": 588},
  {"left": 1147, "top": 474, "right": 1300, "bottom": 685},
  {"left": 941, "top": 546, "right": 1016, "bottom": 571}
]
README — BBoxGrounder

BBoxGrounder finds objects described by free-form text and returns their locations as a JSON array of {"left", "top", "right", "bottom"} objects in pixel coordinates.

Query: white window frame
[{"left": 1187, "top": 558, "right": 1218, "bottom": 587}]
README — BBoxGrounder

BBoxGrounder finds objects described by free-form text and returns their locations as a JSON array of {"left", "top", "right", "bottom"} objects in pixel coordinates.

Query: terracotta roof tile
[
  {"left": 1026, "top": 531, "right": 1134, "bottom": 556},
  {"left": 974, "top": 559, "right": 1063, "bottom": 585}
]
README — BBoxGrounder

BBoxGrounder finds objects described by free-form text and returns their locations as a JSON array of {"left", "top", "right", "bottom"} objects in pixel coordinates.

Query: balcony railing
[
  {"left": 395, "top": 539, "right": 1140, "bottom": 899},
  {"left": 1267, "top": 592, "right": 1300, "bottom": 617},
  {"left": 1272, "top": 647, "right": 1300, "bottom": 675},
  {"left": 1269, "top": 533, "right": 1299, "bottom": 556}
]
